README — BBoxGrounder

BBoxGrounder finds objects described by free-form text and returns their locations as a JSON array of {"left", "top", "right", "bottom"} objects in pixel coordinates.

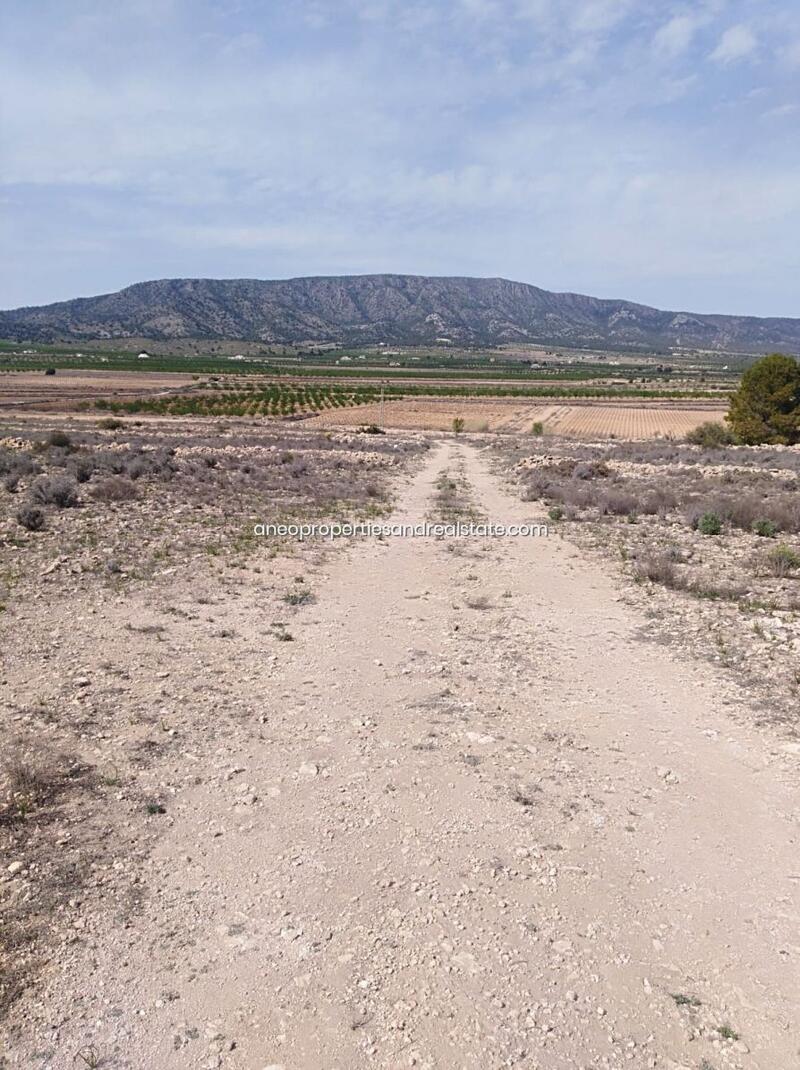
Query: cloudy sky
[{"left": 1, "top": 0, "right": 799, "bottom": 315}]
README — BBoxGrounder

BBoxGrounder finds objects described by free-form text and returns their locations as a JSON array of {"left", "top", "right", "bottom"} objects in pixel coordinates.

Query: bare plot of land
[
  {"left": 0, "top": 369, "right": 195, "bottom": 410},
  {"left": 1, "top": 437, "right": 798, "bottom": 1069}
]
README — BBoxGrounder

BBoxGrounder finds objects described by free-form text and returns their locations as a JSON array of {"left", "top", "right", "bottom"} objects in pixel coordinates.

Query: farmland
[{"left": 305, "top": 396, "right": 728, "bottom": 438}]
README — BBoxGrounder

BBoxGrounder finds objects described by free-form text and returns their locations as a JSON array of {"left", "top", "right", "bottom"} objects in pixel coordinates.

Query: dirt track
[{"left": 6, "top": 443, "right": 798, "bottom": 1069}]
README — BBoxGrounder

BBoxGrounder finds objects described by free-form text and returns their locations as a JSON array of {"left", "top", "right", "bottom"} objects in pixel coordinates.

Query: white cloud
[
  {"left": 653, "top": 14, "right": 702, "bottom": 57},
  {"left": 0, "top": 0, "right": 799, "bottom": 314},
  {"left": 709, "top": 24, "right": 757, "bottom": 63}
]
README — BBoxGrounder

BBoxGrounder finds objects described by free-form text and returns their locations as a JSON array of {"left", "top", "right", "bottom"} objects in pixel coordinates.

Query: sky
[{"left": 1, "top": 0, "right": 799, "bottom": 316}]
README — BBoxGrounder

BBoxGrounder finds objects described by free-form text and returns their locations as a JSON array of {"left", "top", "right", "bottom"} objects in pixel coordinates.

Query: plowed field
[{"left": 305, "top": 397, "right": 727, "bottom": 438}]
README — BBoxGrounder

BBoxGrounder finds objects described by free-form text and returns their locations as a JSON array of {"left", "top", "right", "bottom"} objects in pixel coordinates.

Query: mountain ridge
[{"left": 2, "top": 274, "right": 799, "bottom": 354}]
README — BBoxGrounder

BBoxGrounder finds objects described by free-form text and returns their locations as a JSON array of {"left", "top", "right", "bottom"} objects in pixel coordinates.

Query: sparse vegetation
[
  {"left": 716, "top": 1023, "right": 740, "bottom": 1041},
  {"left": 670, "top": 992, "right": 701, "bottom": 1007},
  {"left": 283, "top": 586, "right": 314, "bottom": 606}
]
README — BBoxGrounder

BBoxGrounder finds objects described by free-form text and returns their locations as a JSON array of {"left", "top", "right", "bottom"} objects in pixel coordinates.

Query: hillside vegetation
[{"left": 3, "top": 274, "right": 800, "bottom": 353}]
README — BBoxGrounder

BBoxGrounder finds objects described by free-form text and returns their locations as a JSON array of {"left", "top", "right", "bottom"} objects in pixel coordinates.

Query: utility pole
[{"left": 380, "top": 380, "right": 385, "bottom": 429}]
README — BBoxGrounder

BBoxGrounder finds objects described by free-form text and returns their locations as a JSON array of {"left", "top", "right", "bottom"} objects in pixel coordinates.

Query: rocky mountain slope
[{"left": 2, "top": 274, "right": 799, "bottom": 353}]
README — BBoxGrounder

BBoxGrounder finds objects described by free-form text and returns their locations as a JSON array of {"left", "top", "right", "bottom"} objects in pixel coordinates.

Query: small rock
[{"left": 7, "top": 861, "right": 24, "bottom": 875}]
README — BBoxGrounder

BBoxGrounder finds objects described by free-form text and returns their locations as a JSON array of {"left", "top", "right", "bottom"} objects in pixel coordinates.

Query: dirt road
[{"left": 9, "top": 443, "right": 799, "bottom": 1069}]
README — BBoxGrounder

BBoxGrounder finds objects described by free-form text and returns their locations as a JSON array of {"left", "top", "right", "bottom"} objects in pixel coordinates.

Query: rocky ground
[
  {"left": 0, "top": 417, "right": 425, "bottom": 1036},
  {"left": 493, "top": 436, "right": 800, "bottom": 730},
  {"left": 1, "top": 428, "right": 798, "bottom": 1070}
]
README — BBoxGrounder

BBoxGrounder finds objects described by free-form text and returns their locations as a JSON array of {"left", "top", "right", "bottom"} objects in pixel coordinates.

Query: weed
[
  {"left": 452, "top": 417, "right": 465, "bottom": 434},
  {"left": 283, "top": 587, "right": 314, "bottom": 606},
  {"left": 670, "top": 992, "right": 701, "bottom": 1007},
  {"left": 716, "top": 1023, "right": 740, "bottom": 1041},
  {"left": 74, "top": 1046, "right": 102, "bottom": 1068}
]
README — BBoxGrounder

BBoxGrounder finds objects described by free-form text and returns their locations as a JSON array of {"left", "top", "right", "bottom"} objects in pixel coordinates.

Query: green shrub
[
  {"left": 752, "top": 518, "right": 778, "bottom": 538},
  {"left": 686, "top": 421, "right": 737, "bottom": 448},
  {"left": 697, "top": 512, "right": 722, "bottom": 536},
  {"left": 548, "top": 505, "right": 564, "bottom": 521},
  {"left": 765, "top": 544, "right": 800, "bottom": 577},
  {"left": 452, "top": 417, "right": 465, "bottom": 434},
  {"left": 531, "top": 421, "right": 544, "bottom": 436}
]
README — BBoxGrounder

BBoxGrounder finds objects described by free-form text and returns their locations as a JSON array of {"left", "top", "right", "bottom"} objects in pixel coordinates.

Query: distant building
[{"left": 137, "top": 351, "right": 150, "bottom": 360}]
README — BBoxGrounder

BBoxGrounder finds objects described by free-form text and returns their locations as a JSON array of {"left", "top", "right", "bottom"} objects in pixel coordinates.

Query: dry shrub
[
  {"left": 30, "top": 475, "right": 79, "bottom": 509},
  {"left": 0, "top": 740, "right": 77, "bottom": 824},
  {"left": 573, "top": 459, "right": 611, "bottom": 480},
  {"left": 597, "top": 488, "right": 638, "bottom": 516},
  {"left": 90, "top": 476, "right": 139, "bottom": 503},
  {"left": 763, "top": 544, "right": 800, "bottom": 578},
  {"left": 633, "top": 553, "right": 686, "bottom": 589},
  {"left": 639, "top": 487, "right": 679, "bottom": 516},
  {"left": 15, "top": 503, "right": 45, "bottom": 532}
]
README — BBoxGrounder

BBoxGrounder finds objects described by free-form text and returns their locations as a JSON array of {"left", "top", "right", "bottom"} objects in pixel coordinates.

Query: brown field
[
  {"left": 305, "top": 396, "right": 728, "bottom": 438},
  {"left": 0, "top": 369, "right": 195, "bottom": 410}
]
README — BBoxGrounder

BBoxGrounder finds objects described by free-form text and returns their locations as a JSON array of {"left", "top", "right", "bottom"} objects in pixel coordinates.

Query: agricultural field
[
  {"left": 98, "top": 383, "right": 383, "bottom": 418},
  {"left": 306, "top": 396, "right": 728, "bottom": 438},
  {"left": 0, "top": 369, "right": 196, "bottom": 411}
]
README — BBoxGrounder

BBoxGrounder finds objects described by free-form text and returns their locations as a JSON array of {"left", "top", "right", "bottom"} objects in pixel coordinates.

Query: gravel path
[{"left": 8, "top": 442, "right": 798, "bottom": 1070}]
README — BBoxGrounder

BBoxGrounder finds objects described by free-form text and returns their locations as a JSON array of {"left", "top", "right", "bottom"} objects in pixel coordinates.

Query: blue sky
[{"left": 1, "top": 0, "right": 799, "bottom": 315}]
